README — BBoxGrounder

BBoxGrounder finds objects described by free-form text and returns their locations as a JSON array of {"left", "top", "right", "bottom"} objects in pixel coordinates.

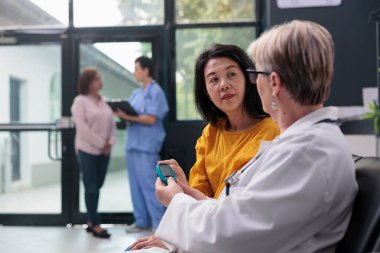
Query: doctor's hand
[
  {"left": 177, "top": 180, "right": 207, "bottom": 201},
  {"left": 158, "top": 159, "right": 187, "bottom": 185},
  {"left": 127, "top": 235, "right": 168, "bottom": 251},
  {"left": 156, "top": 177, "right": 183, "bottom": 207}
]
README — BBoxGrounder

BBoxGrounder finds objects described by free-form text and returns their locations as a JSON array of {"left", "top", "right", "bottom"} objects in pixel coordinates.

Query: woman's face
[
  {"left": 254, "top": 63, "right": 271, "bottom": 114},
  {"left": 90, "top": 72, "right": 103, "bottom": 93},
  {"left": 134, "top": 62, "right": 146, "bottom": 83},
  {"left": 204, "top": 57, "right": 246, "bottom": 115}
]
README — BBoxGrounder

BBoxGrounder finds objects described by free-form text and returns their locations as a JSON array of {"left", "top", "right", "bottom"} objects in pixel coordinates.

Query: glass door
[
  {"left": 71, "top": 35, "right": 164, "bottom": 225},
  {"left": 0, "top": 34, "right": 164, "bottom": 226},
  {"left": 0, "top": 42, "right": 70, "bottom": 225}
]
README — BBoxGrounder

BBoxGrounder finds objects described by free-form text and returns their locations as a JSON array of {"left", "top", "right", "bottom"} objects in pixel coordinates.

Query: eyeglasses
[{"left": 246, "top": 69, "right": 271, "bottom": 84}]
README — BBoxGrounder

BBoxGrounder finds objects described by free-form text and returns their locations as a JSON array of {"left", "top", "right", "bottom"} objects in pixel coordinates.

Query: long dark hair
[{"left": 194, "top": 44, "right": 268, "bottom": 124}]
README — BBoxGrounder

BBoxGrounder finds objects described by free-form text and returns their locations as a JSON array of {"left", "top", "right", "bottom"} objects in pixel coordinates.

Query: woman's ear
[{"left": 270, "top": 72, "right": 282, "bottom": 97}]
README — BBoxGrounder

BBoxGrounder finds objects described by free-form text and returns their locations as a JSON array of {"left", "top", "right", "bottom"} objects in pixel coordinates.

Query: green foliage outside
[
  {"left": 141, "top": 43, "right": 152, "bottom": 58},
  {"left": 117, "top": 0, "right": 164, "bottom": 25},
  {"left": 176, "top": 0, "right": 255, "bottom": 23}
]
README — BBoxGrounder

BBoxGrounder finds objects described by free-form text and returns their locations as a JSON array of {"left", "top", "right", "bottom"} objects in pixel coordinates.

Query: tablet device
[{"left": 106, "top": 99, "right": 138, "bottom": 116}]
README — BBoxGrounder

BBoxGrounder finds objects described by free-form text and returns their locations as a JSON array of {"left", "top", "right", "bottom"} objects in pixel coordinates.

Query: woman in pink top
[{"left": 71, "top": 68, "right": 116, "bottom": 239}]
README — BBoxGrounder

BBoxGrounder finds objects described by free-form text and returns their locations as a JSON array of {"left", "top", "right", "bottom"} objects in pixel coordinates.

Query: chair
[{"left": 336, "top": 156, "right": 380, "bottom": 253}]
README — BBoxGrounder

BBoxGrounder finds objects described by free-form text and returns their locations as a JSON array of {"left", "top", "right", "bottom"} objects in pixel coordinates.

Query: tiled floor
[
  {"left": 0, "top": 225, "right": 153, "bottom": 253},
  {"left": 0, "top": 165, "right": 161, "bottom": 252},
  {"left": 0, "top": 169, "right": 142, "bottom": 252},
  {"left": 0, "top": 169, "right": 133, "bottom": 213}
]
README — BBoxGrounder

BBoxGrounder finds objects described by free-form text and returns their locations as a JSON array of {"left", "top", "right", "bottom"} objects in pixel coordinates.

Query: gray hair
[{"left": 248, "top": 20, "right": 335, "bottom": 105}]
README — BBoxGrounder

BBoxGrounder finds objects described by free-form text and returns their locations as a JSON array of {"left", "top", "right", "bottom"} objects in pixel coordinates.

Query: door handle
[
  {"left": 48, "top": 129, "right": 61, "bottom": 161},
  {"left": 48, "top": 117, "right": 75, "bottom": 161}
]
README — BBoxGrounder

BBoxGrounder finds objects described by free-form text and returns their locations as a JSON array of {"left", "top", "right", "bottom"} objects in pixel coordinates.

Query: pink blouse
[{"left": 71, "top": 94, "right": 116, "bottom": 155}]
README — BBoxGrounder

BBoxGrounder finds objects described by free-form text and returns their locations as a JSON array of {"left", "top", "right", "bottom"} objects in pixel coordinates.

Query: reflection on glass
[
  {"left": 0, "top": 132, "right": 61, "bottom": 213},
  {"left": 0, "top": 45, "right": 61, "bottom": 124},
  {"left": 0, "top": 0, "right": 68, "bottom": 28},
  {"left": 74, "top": 0, "right": 164, "bottom": 27},
  {"left": 79, "top": 41, "right": 152, "bottom": 213},
  {"left": 176, "top": 27, "right": 256, "bottom": 120},
  {"left": 175, "top": 0, "right": 256, "bottom": 24}
]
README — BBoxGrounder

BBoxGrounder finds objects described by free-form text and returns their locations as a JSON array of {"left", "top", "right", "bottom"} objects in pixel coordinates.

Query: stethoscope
[{"left": 223, "top": 118, "right": 342, "bottom": 197}]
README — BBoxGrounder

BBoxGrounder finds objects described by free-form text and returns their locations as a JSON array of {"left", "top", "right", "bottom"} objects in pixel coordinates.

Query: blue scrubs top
[{"left": 125, "top": 82, "right": 169, "bottom": 154}]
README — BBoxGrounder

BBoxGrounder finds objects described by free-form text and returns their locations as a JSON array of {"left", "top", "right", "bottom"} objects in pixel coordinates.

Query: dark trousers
[{"left": 77, "top": 150, "right": 110, "bottom": 226}]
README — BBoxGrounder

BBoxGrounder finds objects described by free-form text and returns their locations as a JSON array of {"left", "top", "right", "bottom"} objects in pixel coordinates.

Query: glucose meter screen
[{"left": 160, "top": 165, "right": 172, "bottom": 177}]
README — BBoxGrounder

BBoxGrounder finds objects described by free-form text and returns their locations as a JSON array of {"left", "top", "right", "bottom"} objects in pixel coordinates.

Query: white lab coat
[{"left": 154, "top": 107, "right": 357, "bottom": 253}]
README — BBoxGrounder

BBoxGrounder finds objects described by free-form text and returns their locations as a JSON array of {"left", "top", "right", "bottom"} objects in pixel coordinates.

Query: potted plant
[
  {"left": 363, "top": 100, "right": 380, "bottom": 156},
  {"left": 363, "top": 100, "right": 380, "bottom": 136}
]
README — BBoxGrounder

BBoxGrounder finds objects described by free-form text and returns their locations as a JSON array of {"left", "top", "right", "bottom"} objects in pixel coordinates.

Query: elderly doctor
[{"left": 146, "top": 20, "right": 357, "bottom": 253}]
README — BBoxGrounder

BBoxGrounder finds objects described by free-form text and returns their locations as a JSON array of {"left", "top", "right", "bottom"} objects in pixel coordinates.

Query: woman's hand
[
  {"left": 157, "top": 159, "right": 207, "bottom": 201},
  {"left": 156, "top": 177, "right": 183, "bottom": 207},
  {"left": 101, "top": 143, "right": 111, "bottom": 155},
  {"left": 128, "top": 235, "right": 169, "bottom": 251},
  {"left": 158, "top": 159, "right": 188, "bottom": 185}
]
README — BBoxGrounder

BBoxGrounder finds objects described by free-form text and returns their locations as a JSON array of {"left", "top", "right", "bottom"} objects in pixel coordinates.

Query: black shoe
[
  {"left": 92, "top": 229, "right": 111, "bottom": 239},
  {"left": 87, "top": 225, "right": 108, "bottom": 233}
]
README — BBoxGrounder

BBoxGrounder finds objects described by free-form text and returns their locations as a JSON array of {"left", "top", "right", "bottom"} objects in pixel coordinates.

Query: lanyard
[
  {"left": 224, "top": 143, "right": 268, "bottom": 196},
  {"left": 224, "top": 117, "right": 341, "bottom": 196}
]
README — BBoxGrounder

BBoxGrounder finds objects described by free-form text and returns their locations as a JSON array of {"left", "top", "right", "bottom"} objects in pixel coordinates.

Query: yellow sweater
[{"left": 189, "top": 117, "right": 280, "bottom": 199}]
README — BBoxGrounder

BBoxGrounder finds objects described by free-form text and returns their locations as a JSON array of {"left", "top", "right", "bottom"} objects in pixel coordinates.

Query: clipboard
[{"left": 106, "top": 99, "right": 138, "bottom": 116}]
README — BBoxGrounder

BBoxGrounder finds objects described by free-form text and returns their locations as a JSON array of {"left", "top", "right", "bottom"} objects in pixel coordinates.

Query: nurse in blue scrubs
[{"left": 114, "top": 56, "right": 169, "bottom": 232}]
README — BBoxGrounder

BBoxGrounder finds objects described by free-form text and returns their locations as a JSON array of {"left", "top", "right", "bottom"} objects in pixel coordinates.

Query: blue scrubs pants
[
  {"left": 126, "top": 150, "right": 165, "bottom": 229},
  {"left": 77, "top": 150, "right": 110, "bottom": 226}
]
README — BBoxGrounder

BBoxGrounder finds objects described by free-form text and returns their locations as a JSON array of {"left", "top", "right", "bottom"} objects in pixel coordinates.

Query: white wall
[
  {"left": 0, "top": 45, "right": 61, "bottom": 189},
  {"left": 345, "top": 135, "right": 377, "bottom": 157}
]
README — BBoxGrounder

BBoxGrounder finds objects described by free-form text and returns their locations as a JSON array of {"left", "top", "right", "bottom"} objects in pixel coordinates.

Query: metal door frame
[{"left": 68, "top": 27, "right": 167, "bottom": 225}]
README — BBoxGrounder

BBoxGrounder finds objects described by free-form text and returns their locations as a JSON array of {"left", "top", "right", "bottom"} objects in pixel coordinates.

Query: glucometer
[{"left": 156, "top": 163, "right": 176, "bottom": 185}]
